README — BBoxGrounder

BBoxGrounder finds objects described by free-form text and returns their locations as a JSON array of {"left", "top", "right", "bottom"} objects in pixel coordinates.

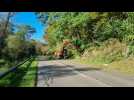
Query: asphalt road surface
[{"left": 37, "top": 60, "right": 134, "bottom": 87}]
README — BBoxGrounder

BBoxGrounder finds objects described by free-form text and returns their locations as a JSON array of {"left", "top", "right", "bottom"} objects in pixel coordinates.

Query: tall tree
[
  {"left": 16, "top": 25, "right": 36, "bottom": 40},
  {"left": 0, "top": 12, "right": 15, "bottom": 57}
]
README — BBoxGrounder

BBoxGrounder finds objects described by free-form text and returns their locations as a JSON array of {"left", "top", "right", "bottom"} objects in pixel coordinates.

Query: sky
[{"left": 11, "top": 12, "right": 46, "bottom": 43}]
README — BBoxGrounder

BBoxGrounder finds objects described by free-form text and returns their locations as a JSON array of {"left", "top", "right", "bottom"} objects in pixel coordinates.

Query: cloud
[
  {"left": 0, "top": 12, "right": 8, "bottom": 21},
  {"left": 0, "top": 12, "right": 8, "bottom": 17}
]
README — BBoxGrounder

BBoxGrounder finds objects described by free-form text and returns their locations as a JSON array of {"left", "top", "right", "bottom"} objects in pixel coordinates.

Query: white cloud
[
  {"left": 0, "top": 12, "right": 8, "bottom": 21},
  {"left": 0, "top": 12, "right": 8, "bottom": 17}
]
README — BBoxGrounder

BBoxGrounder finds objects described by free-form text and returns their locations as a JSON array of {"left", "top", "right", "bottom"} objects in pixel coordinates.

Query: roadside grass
[
  {"left": 0, "top": 58, "right": 38, "bottom": 87},
  {"left": 67, "top": 39, "right": 134, "bottom": 75},
  {"left": 107, "top": 57, "right": 134, "bottom": 74},
  {"left": 18, "top": 60, "right": 38, "bottom": 87},
  {"left": 68, "top": 57, "right": 134, "bottom": 75}
]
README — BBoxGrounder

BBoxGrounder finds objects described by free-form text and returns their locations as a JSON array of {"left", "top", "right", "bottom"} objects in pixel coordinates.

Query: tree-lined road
[{"left": 37, "top": 60, "right": 134, "bottom": 87}]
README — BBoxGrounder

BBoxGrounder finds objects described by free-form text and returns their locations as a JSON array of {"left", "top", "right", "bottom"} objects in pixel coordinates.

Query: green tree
[
  {"left": 36, "top": 12, "right": 134, "bottom": 58},
  {"left": 16, "top": 25, "right": 36, "bottom": 40},
  {"left": 0, "top": 12, "right": 15, "bottom": 58}
]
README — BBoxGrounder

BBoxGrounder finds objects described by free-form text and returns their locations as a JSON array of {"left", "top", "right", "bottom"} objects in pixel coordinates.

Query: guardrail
[{"left": 0, "top": 57, "right": 33, "bottom": 79}]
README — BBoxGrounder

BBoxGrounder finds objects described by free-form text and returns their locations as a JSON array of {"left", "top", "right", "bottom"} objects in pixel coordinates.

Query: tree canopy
[{"left": 36, "top": 12, "right": 134, "bottom": 58}]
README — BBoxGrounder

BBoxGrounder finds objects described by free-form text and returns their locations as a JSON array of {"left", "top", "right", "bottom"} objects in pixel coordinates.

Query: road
[{"left": 37, "top": 60, "right": 134, "bottom": 87}]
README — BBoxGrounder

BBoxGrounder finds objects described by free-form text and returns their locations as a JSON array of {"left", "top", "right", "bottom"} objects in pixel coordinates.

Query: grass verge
[
  {"left": 0, "top": 58, "right": 38, "bottom": 87},
  {"left": 68, "top": 57, "right": 134, "bottom": 75}
]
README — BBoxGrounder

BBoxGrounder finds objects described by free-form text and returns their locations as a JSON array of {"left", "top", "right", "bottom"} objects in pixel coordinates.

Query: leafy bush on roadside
[
  {"left": 82, "top": 39, "right": 128, "bottom": 63},
  {"left": 0, "top": 59, "right": 6, "bottom": 65}
]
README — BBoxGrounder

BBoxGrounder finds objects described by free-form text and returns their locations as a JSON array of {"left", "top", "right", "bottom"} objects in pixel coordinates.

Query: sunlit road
[{"left": 37, "top": 60, "right": 134, "bottom": 87}]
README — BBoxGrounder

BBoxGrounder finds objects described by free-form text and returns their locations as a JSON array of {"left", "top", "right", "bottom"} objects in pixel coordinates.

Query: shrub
[
  {"left": 82, "top": 39, "right": 128, "bottom": 63},
  {"left": 0, "top": 59, "right": 6, "bottom": 65},
  {"left": 67, "top": 49, "right": 80, "bottom": 59},
  {"left": 127, "top": 45, "right": 134, "bottom": 56}
]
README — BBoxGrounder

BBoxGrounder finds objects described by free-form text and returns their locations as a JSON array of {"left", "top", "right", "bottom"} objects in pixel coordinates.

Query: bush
[
  {"left": 82, "top": 39, "right": 128, "bottom": 63},
  {"left": 67, "top": 49, "right": 80, "bottom": 59},
  {"left": 0, "top": 59, "right": 6, "bottom": 65},
  {"left": 127, "top": 45, "right": 134, "bottom": 56}
]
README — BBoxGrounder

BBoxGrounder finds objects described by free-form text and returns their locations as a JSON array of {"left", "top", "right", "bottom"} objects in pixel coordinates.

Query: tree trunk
[{"left": 3, "top": 12, "right": 12, "bottom": 37}]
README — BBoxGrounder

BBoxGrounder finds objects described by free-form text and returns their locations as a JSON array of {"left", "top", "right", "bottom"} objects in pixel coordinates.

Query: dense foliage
[
  {"left": 36, "top": 12, "right": 134, "bottom": 60},
  {"left": 1, "top": 12, "right": 134, "bottom": 69},
  {"left": 0, "top": 13, "right": 37, "bottom": 67}
]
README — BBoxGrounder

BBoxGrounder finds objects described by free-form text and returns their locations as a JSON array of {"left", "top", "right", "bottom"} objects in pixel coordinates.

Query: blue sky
[{"left": 11, "top": 12, "right": 46, "bottom": 43}]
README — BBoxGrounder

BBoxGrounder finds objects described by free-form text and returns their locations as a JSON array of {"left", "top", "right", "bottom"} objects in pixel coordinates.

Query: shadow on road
[{"left": 38, "top": 64, "right": 101, "bottom": 79}]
